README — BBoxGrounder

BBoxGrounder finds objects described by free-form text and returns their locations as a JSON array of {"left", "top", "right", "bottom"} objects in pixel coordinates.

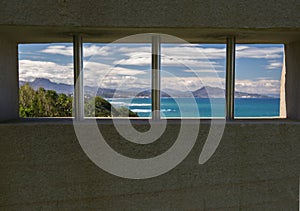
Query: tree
[
  {"left": 19, "top": 84, "right": 73, "bottom": 117},
  {"left": 19, "top": 83, "right": 36, "bottom": 117},
  {"left": 85, "top": 96, "right": 113, "bottom": 117},
  {"left": 19, "top": 84, "right": 138, "bottom": 118},
  {"left": 84, "top": 96, "right": 138, "bottom": 117}
]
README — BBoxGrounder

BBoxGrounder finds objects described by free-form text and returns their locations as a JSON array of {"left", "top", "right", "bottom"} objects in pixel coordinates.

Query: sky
[{"left": 19, "top": 42, "right": 284, "bottom": 96}]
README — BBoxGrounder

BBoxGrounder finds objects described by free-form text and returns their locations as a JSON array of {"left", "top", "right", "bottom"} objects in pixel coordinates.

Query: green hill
[{"left": 19, "top": 83, "right": 138, "bottom": 118}]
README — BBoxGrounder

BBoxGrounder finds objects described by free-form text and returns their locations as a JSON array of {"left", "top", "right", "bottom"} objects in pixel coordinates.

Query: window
[
  {"left": 18, "top": 43, "right": 73, "bottom": 117},
  {"left": 161, "top": 43, "right": 226, "bottom": 118},
  {"left": 83, "top": 43, "right": 152, "bottom": 118},
  {"left": 161, "top": 44, "right": 226, "bottom": 118},
  {"left": 17, "top": 36, "right": 286, "bottom": 120},
  {"left": 235, "top": 44, "right": 284, "bottom": 118}
]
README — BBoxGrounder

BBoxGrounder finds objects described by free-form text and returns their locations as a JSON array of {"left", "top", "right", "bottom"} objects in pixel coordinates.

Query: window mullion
[
  {"left": 73, "top": 34, "right": 84, "bottom": 120},
  {"left": 226, "top": 37, "right": 236, "bottom": 120},
  {"left": 152, "top": 35, "right": 161, "bottom": 120}
]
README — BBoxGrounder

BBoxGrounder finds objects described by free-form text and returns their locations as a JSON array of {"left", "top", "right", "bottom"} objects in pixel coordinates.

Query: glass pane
[
  {"left": 18, "top": 43, "right": 73, "bottom": 117},
  {"left": 161, "top": 43, "right": 226, "bottom": 118},
  {"left": 235, "top": 44, "right": 284, "bottom": 118},
  {"left": 83, "top": 43, "right": 151, "bottom": 118}
]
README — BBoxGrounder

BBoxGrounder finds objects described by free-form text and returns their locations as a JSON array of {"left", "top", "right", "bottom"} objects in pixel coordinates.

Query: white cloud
[
  {"left": 39, "top": 43, "right": 283, "bottom": 60},
  {"left": 19, "top": 58, "right": 149, "bottom": 87},
  {"left": 21, "top": 44, "right": 284, "bottom": 95},
  {"left": 184, "top": 69, "right": 224, "bottom": 73},
  {"left": 19, "top": 60, "right": 73, "bottom": 85},
  {"left": 162, "top": 46, "right": 226, "bottom": 60},
  {"left": 83, "top": 61, "right": 149, "bottom": 87},
  {"left": 117, "top": 46, "right": 151, "bottom": 54},
  {"left": 40, "top": 44, "right": 150, "bottom": 58},
  {"left": 83, "top": 45, "right": 112, "bottom": 57},
  {"left": 113, "top": 54, "right": 223, "bottom": 69},
  {"left": 19, "top": 59, "right": 281, "bottom": 95},
  {"left": 40, "top": 45, "right": 112, "bottom": 57},
  {"left": 235, "top": 79, "right": 280, "bottom": 95},
  {"left": 40, "top": 45, "right": 73, "bottom": 56},
  {"left": 236, "top": 45, "right": 283, "bottom": 59},
  {"left": 236, "top": 46, "right": 250, "bottom": 51},
  {"left": 84, "top": 61, "right": 148, "bottom": 76},
  {"left": 99, "top": 75, "right": 150, "bottom": 90},
  {"left": 161, "top": 76, "right": 281, "bottom": 95},
  {"left": 39, "top": 44, "right": 284, "bottom": 73},
  {"left": 161, "top": 75, "right": 225, "bottom": 91},
  {"left": 161, "top": 57, "right": 222, "bottom": 68},
  {"left": 112, "top": 52, "right": 151, "bottom": 66},
  {"left": 266, "top": 60, "right": 283, "bottom": 69}
]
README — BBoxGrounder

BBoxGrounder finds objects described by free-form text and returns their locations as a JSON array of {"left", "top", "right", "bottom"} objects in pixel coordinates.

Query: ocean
[{"left": 108, "top": 98, "right": 281, "bottom": 118}]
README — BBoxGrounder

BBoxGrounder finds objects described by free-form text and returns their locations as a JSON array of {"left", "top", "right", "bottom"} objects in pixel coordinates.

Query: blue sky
[{"left": 19, "top": 42, "right": 284, "bottom": 95}]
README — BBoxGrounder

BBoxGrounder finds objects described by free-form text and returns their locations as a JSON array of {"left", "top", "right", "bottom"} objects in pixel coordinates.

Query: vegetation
[
  {"left": 84, "top": 95, "right": 138, "bottom": 117},
  {"left": 19, "top": 84, "right": 138, "bottom": 117}
]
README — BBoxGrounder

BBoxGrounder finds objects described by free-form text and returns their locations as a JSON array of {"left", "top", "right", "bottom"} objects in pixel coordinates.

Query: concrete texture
[
  {"left": 0, "top": 0, "right": 299, "bottom": 29},
  {"left": 0, "top": 0, "right": 300, "bottom": 44},
  {"left": 285, "top": 41, "right": 300, "bottom": 120},
  {"left": 0, "top": 0, "right": 300, "bottom": 209},
  {"left": 0, "top": 121, "right": 299, "bottom": 210},
  {"left": 0, "top": 38, "right": 18, "bottom": 121}
]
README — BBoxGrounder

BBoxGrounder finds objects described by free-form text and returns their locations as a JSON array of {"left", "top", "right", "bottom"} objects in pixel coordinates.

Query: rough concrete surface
[
  {"left": 0, "top": 38, "right": 18, "bottom": 121},
  {"left": 286, "top": 41, "right": 300, "bottom": 120},
  {"left": 0, "top": 122, "right": 299, "bottom": 210},
  {"left": 0, "top": 1, "right": 300, "bottom": 210},
  {"left": 0, "top": 0, "right": 299, "bottom": 29}
]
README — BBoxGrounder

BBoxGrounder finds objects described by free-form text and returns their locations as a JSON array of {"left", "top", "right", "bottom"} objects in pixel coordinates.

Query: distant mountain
[
  {"left": 192, "top": 86, "right": 224, "bottom": 98},
  {"left": 20, "top": 78, "right": 73, "bottom": 95},
  {"left": 19, "top": 78, "right": 109, "bottom": 96},
  {"left": 136, "top": 90, "right": 171, "bottom": 98},
  {"left": 19, "top": 78, "right": 274, "bottom": 99},
  {"left": 95, "top": 87, "right": 116, "bottom": 98},
  {"left": 234, "top": 90, "right": 271, "bottom": 98},
  {"left": 192, "top": 86, "right": 272, "bottom": 98}
]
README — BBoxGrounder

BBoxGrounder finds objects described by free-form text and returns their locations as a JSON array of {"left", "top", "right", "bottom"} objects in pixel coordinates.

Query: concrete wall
[
  {"left": 0, "top": 1, "right": 299, "bottom": 44},
  {"left": 0, "top": 0, "right": 299, "bottom": 29},
  {"left": 286, "top": 41, "right": 300, "bottom": 120},
  {"left": 0, "top": 0, "right": 300, "bottom": 210},
  {"left": 0, "top": 122, "right": 299, "bottom": 210},
  {"left": 0, "top": 38, "right": 18, "bottom": 121}
]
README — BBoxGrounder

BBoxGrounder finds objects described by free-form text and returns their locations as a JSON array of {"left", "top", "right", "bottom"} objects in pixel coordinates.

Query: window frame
[
  {"left": 75, "top": 35, "right": 229, "bottom": 120},
  {"left": 18, "top": 35, "right": 286, "bottom": 120}
]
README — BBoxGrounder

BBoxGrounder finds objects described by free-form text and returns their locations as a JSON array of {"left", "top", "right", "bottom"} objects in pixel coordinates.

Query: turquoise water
[{"left": 108, "top": 98, "right": 280, "bottom": 118}]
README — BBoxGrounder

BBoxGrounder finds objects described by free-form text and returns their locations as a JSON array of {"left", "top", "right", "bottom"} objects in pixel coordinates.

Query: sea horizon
[{"left": 107, "top": 97, "right": 281, "bottom": 118}]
